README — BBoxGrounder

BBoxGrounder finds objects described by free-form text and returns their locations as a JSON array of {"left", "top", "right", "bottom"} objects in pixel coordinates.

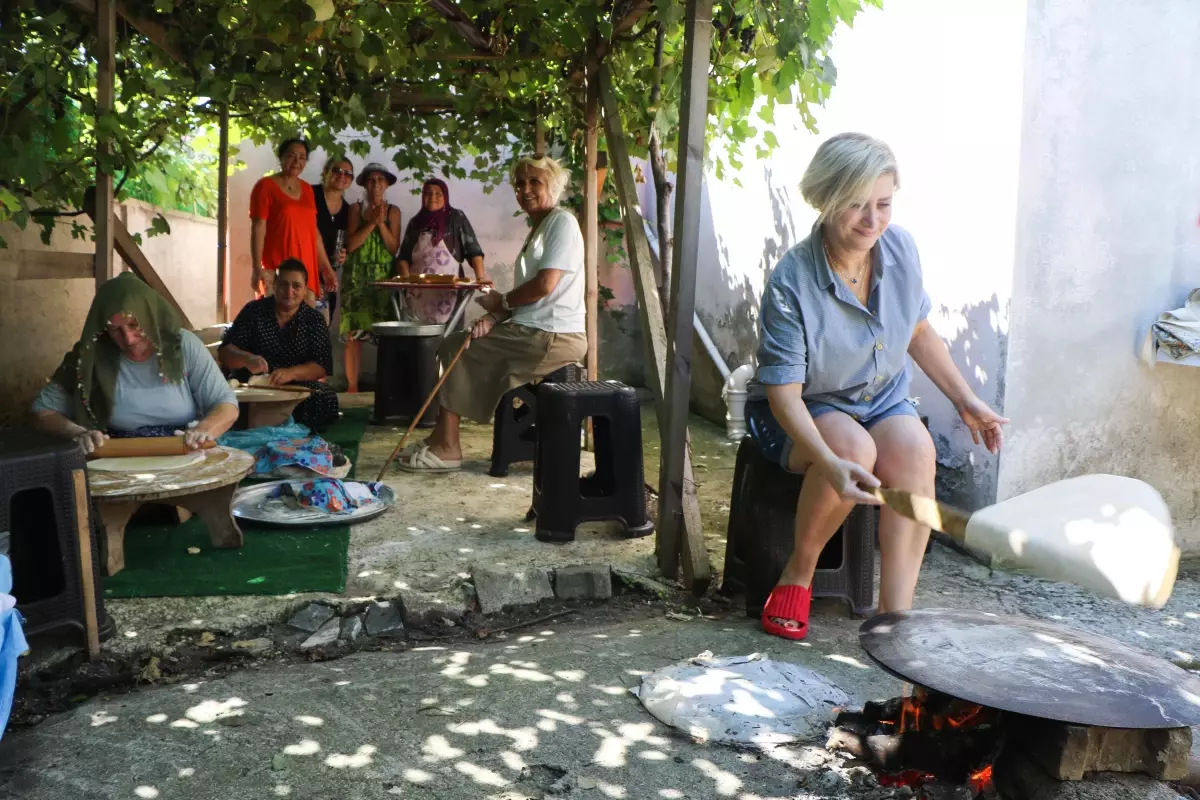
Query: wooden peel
[
  {"left": 376, "top": 334, "right": 473, "bottom": 481},
  {"left": 868, "top": 475, "right": 1181, "bottom": 608},
  {"left": 90, "top": 437, "right": 215, "bottom": 459},
  {"left": 243, "top": 376, "right": 315, "bottom": 393}
]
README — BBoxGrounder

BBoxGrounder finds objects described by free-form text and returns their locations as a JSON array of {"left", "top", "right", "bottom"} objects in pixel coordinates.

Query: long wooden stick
[
  {"left": 376, "top": 334, "right": 473, "bottom": 481},
  {"left": 71, "top": 469, "right": 102, "bottom": 659}
]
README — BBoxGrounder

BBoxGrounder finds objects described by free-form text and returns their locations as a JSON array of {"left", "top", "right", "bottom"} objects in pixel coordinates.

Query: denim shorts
[{"left": 745, "top": 397, "right": 919, "bottom": 470}]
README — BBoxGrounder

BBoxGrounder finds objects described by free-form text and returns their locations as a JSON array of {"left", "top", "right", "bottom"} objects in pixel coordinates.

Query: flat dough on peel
[{"left": 89, "top": 451, "right": 207, "bottom": 472}]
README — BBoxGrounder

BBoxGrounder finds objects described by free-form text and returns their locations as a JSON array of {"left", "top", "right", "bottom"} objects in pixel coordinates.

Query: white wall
[
  {"left": 684, "top": 0, "right": 1027, "bottom": 508},
  {"left": 998, "top": 0, "right": 1200, "bottom": 549}
]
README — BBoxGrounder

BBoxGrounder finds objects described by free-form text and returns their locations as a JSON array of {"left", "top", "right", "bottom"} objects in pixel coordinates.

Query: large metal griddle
[{"left": 859, "top": 608, "right": 1200, "bottom": 729}]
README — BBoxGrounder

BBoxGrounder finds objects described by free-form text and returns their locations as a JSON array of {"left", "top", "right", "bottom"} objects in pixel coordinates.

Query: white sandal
[{"left": 396, "top": 444, "right": 462, "bottom": 473}]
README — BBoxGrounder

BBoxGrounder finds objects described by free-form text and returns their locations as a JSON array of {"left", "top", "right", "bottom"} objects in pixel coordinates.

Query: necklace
[{"left": 823, "top": 241, "right": 869, "bottom": 285}]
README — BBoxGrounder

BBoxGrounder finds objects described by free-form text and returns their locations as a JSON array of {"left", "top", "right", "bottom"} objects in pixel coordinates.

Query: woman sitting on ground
[
  {"left": 748, "top": 132, "right": 1008, "bottom": 641},
  {"left": 394, "top": 178, "right": 489, "bottom": 324},
  {"left": 339, "top": 162, "right": 402, "bottom": 393},
  {"left": 249, "top": 137, "right": 338, "bottom": 304},
  {"left": 31, "top": 273, "right": 238, "bottom": 453},
  {"left": 218, "top": 259, "right": 340, "bottom": 431},
  {"left": 396, "top": 154, "right": 586, "bottom": 473}
]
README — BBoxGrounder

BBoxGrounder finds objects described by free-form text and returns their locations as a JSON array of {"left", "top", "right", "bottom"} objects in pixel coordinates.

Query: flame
[
  {"left": 968, "top": 764, "right": 994, "bottom": 793},
  {"left": 894, "top": 686, "right": 988, "bottom": 733}
]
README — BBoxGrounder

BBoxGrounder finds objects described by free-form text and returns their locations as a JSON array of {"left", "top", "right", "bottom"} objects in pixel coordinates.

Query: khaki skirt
[{"left": 438, "top": 322, "right": 587, "bottom": 423}]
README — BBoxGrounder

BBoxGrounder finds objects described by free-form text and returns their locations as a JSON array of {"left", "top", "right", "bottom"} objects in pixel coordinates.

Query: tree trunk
[{"left": 648, "top": 21, "right": 672, "bottom": 314}]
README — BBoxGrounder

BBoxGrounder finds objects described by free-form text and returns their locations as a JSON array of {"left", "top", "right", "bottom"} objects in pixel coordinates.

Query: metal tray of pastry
[{"left": 231, "top": 480, "right": 395, "bottom": 527}]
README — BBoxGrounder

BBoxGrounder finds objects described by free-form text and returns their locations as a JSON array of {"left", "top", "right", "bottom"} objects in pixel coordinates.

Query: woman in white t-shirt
[{"left": 396, "top": 154, "right": 587, "bottom": 473}]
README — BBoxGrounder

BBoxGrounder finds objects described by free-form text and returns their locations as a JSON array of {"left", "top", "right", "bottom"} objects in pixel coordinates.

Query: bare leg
[
  {"left": 870, "top": 415, "right": 937, "bottom": 613},
  {"left": 771, "top": 412, "right": 877, "bottom": 629},
  {"left": 345, "top": 338, "right": 361, "bottom": 394},
  {"left": 423, "top": 406, "right": 463, "bottom": 462}
]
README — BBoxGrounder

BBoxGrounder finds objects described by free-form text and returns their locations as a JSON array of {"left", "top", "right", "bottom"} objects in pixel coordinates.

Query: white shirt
[{"left": 510, "top": 207, "right": 585, "bottom": 334}]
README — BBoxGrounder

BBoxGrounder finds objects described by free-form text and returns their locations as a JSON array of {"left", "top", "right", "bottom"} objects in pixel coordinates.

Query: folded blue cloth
[
  {"left": 218, "top": 423, "right": 311, "bottom": 452},
  {"left": 0, "top": 556, "right": 28, "bottom": 742},
  {"left": 273, "top": 479, "right": 385, "bottom": 514}
]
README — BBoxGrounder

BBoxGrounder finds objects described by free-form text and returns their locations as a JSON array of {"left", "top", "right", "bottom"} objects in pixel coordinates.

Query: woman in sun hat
[{"left": 339, "top": 162, "right": 402, "bottom": 393}]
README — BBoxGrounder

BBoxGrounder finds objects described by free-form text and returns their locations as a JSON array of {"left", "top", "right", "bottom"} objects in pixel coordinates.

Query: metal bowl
[{"left": 232, "top": 480, "right": 395, "bottom": 528}]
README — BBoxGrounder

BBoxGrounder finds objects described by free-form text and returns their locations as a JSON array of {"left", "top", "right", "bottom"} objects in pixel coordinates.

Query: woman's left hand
[
  {"left": 957, "top": 396, "right": 1009, "bottom": 455},
  {"left": 268, "top": 367, "right": 295, "bottom": 386},
  {"left": 477, "top": 290, "right": 503, "bottom": 313},
  {"left": 322, "top": 267, "right": 339, "bottom": 291},
  {"left": 175, "top": 423, "right": 214, "bottom": 451}
]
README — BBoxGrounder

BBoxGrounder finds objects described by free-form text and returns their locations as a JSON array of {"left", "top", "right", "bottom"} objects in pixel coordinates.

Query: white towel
[{"left": 1141, "top": 289, "right": 1200, "bottom": 365}]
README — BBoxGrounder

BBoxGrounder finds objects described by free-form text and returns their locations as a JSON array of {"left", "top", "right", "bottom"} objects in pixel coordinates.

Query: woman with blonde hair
[
  {"left": 313, "top": 154, "right": 354, "bottom": 319},
  {"left": 395, "top": 154, "right": 586, "bottom": 472},
  {"left": 748, "top": 132, "right": 1008, "bottom": 640}
]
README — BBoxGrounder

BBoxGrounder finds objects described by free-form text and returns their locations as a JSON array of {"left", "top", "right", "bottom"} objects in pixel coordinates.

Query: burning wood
[{"left": 828, "top": 687, "right": 999, "bottom": 796}]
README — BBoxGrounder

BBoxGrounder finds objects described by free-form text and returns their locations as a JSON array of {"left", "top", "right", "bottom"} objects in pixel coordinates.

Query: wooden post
[
  {"left": 93, "top": 0, "right": 117, "bottom": 290},
  {"left": 71, "top": 470, "right": 102, "bottom": 659},
  {"left": 217, "top": 105, "right": 230, "bottom": 322},
  {"left": 583, "top": 63, "right": 601, "bottom": 450},
  {"left": 598, "top": 66, "right": 710, "bottom": 592},
  {"left": 656, "top": 0, "right": 714, "bottom": 588}
]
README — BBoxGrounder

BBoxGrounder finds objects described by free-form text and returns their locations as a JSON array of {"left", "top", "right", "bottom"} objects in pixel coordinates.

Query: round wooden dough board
[{"left": 89, "top": 451, "right": 207, "bottom": 472}]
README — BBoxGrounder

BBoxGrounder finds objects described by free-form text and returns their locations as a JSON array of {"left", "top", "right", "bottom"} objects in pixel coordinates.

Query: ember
[{"left": 967, "top": 765, "right": 993, "bottom": 794}]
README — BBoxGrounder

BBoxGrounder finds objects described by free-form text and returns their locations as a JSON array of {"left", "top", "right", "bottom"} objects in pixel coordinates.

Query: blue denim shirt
[{"left": 748, "top": 224, "right": 931, "bottom": 422}]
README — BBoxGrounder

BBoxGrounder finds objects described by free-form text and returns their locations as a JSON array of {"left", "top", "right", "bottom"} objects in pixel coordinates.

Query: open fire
[
  {"left": 828, "top": 683, "right": 1194, "bottom": 800},
  {"left": 829, "top": 686, "right": 1002, "bottom": 798}
]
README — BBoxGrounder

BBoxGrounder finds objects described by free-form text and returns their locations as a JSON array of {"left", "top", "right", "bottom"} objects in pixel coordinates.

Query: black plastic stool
[
  {"left": 489, "top": 363, "right": 583, "bottom": 477},
  {"left": 721, "top": 436, "right": 876, "bottom": 617},
  {"left": 0, "top": 428, "right": 114, "bottom": 645},
  {"left": 530, "top": 381, "right": 653, "bottom": 543}
]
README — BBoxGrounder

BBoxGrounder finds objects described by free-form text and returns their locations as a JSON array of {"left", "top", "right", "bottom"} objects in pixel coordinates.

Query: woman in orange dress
[{"left": 249, "top": 138, "right": 338, "bottom": 305}]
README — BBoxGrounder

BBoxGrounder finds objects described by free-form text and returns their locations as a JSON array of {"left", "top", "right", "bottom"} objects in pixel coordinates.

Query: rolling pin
[
  {"left": 89, "top": 437, "right": 216, "bottom": 459},
  {"left": 871, "top": 474, "right": 1180, "bottom": 608}
]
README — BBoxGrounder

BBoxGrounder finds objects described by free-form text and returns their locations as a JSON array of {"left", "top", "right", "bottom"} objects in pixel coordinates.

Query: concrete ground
[
  {"left": 5, "top": 547, "right": 1200, "bottom": 800},
  {"left": 10, "top": 393, "right": 1200, "bottom": 798},
  {"left": 100, "top": 394, "right": 741, "bottom": 654}
]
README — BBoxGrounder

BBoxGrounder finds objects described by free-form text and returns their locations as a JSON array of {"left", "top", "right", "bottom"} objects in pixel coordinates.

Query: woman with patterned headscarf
[
  {"left": 30, "top": 273, "right": 238, "bottom": 453},
  {"left": 394, "top": 178, "right": 489, "bottom": 323}
]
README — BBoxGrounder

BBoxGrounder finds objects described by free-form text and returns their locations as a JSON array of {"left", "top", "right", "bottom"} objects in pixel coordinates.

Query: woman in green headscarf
[{"left": 31, "top": 273, "right": 238, "bottom": 454}]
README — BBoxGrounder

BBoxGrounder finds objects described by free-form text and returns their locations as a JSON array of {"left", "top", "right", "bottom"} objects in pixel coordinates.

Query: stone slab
[{"left": 472, "top": 564, "right": 554, "bottom": 614}]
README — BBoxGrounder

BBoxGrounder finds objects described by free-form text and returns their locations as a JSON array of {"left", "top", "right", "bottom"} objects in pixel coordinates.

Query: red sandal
[{"left": 761, "top": 584, "right": 812, "bottom": 641}]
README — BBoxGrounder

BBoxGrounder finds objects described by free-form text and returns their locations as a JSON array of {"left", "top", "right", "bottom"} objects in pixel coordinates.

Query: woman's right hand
[
  {"left": 248, "top": 355, "right": 270, "bottom": 375},
  {"left": 74, "top": 430, "right": 108, "bottom": 455},
  {"left": 470, "top": 314, "right": 497, "bottom": 341},
  {"left": 816, "top": 456, "right": 882, "bottom": 505}
]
